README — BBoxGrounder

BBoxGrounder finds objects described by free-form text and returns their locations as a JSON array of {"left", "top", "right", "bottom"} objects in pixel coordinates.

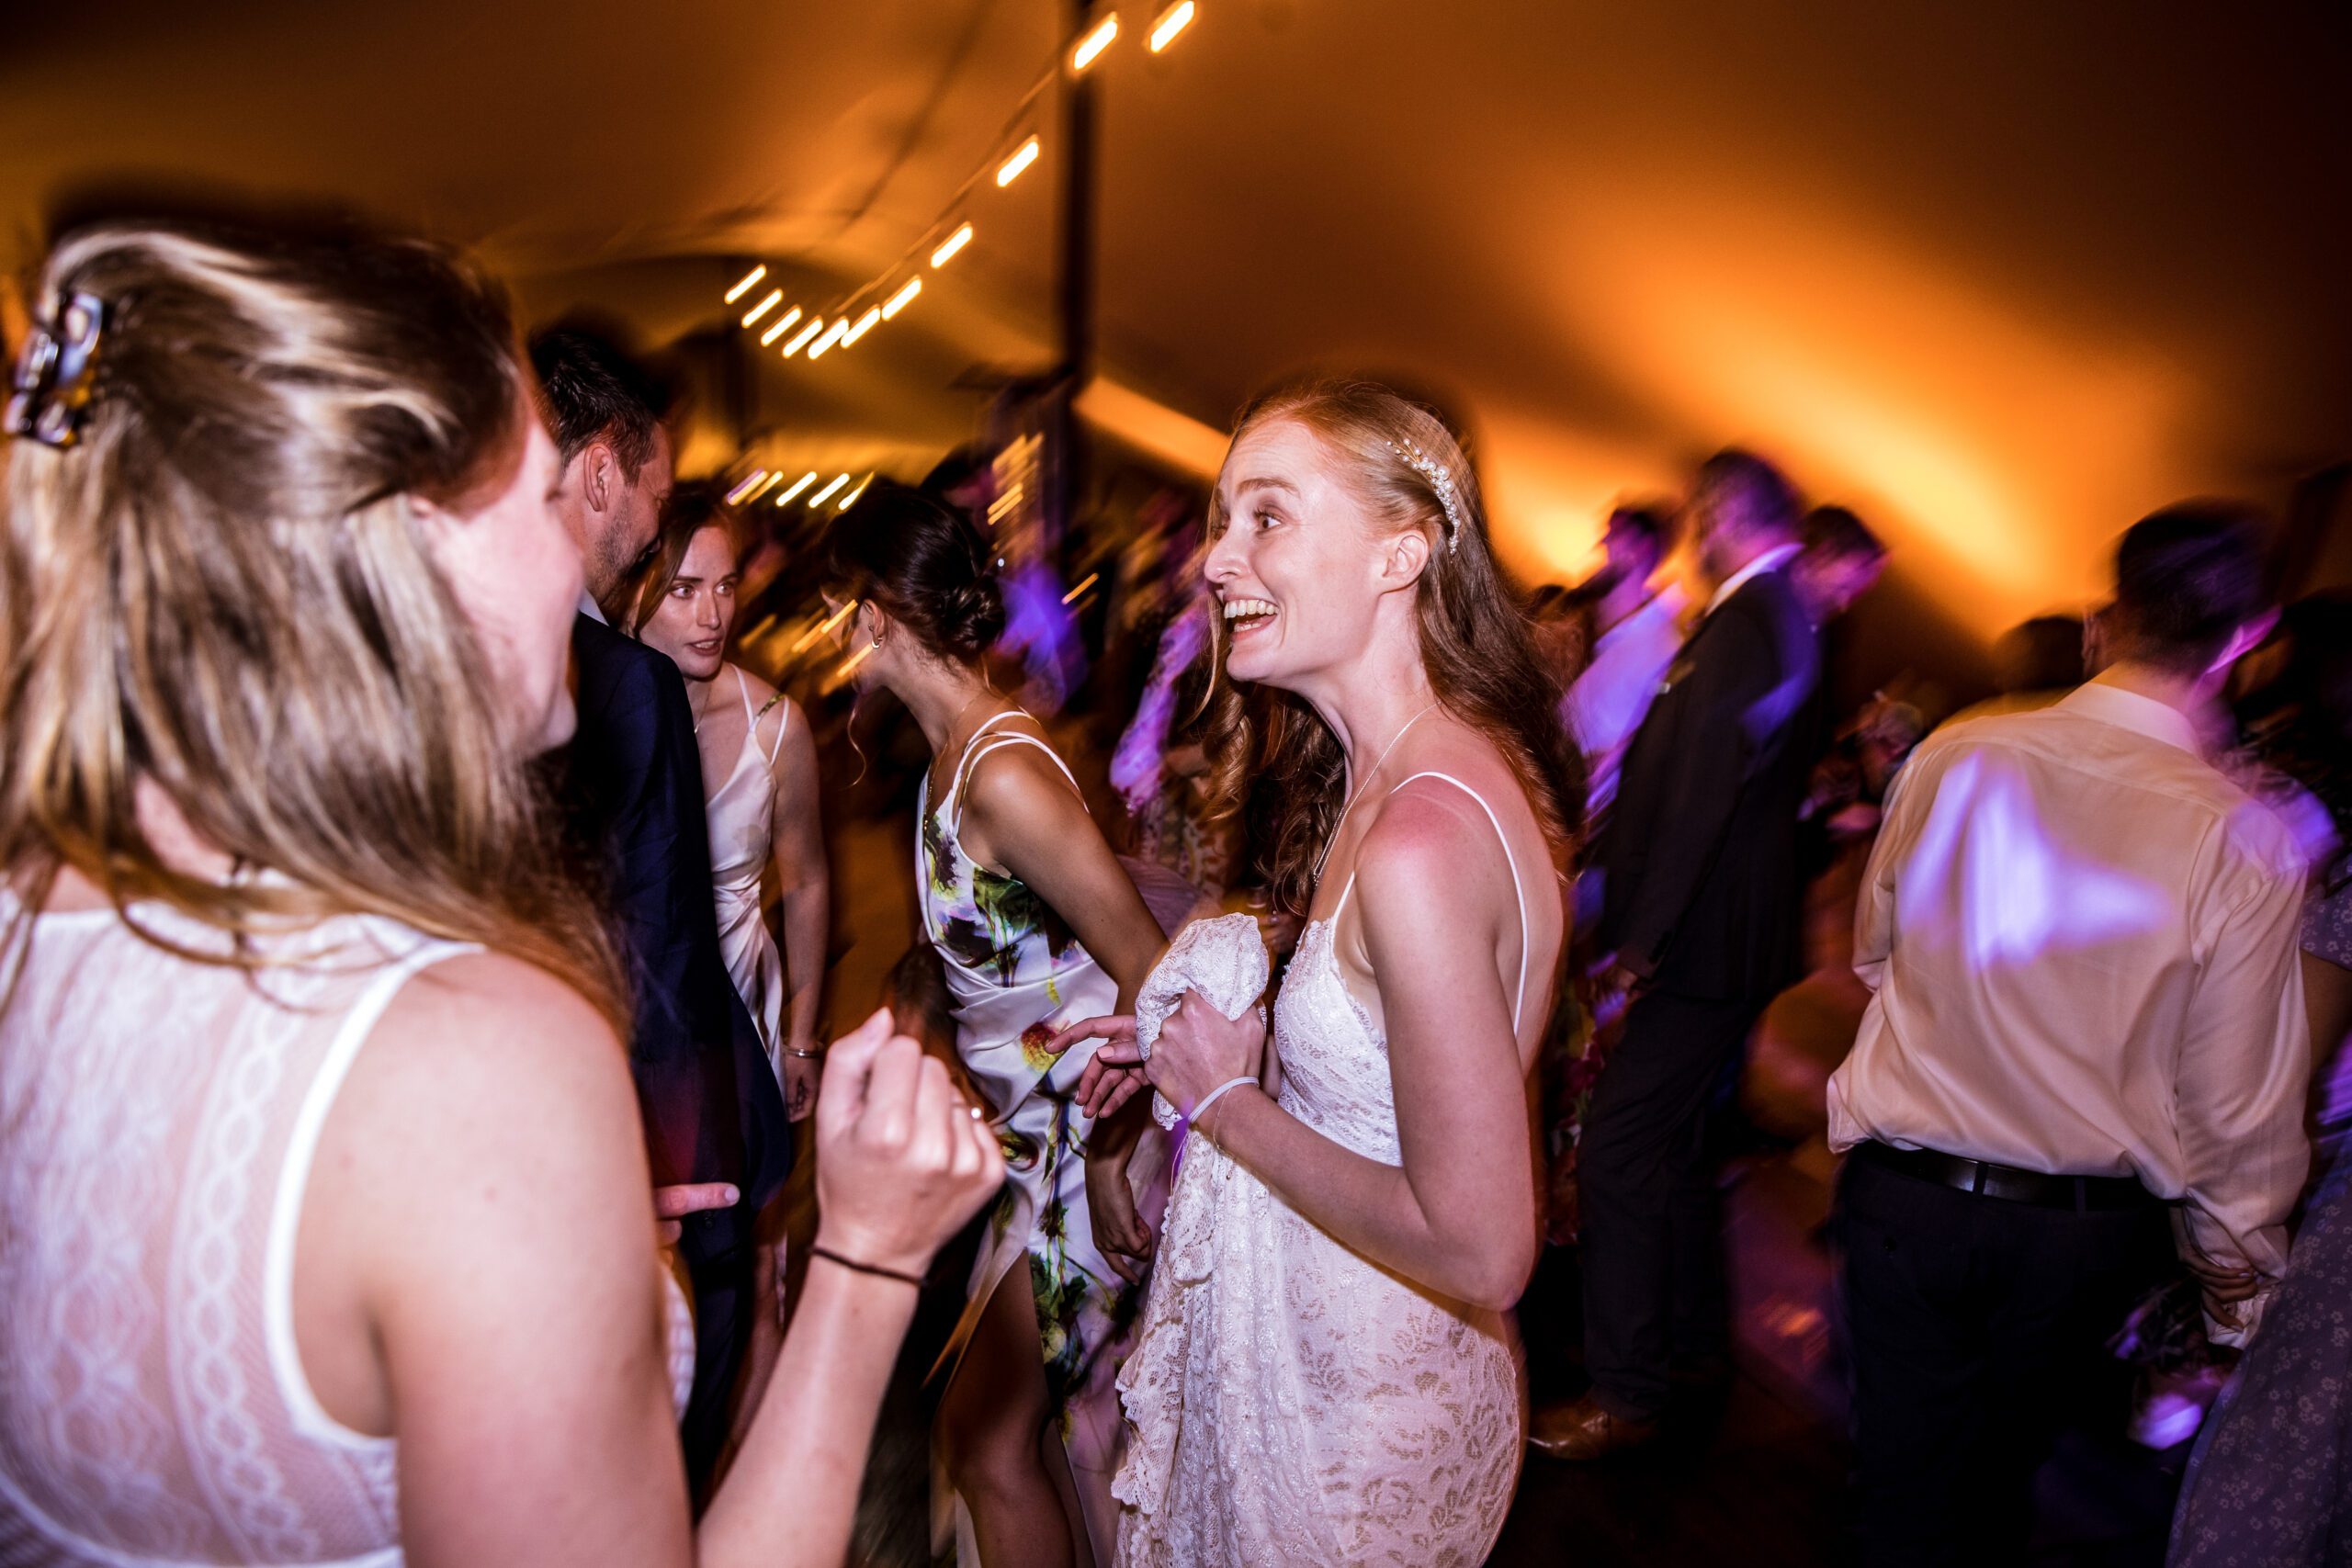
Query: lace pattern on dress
[{"left": 1114, "top": 914, "right": 1525, "bottom": 1567}]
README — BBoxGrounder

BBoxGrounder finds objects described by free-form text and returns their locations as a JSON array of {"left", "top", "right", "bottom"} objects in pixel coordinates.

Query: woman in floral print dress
[{"left": 824, "top": 484, "right": 1166, "bottom": 1568}]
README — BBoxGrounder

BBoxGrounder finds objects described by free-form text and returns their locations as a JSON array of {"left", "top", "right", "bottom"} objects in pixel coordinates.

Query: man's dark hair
[
  {"left": 2110, "top": 502, "right": 2268, "bottom": 673},
  {"left": 528, "top": 323, "right": 672, "bottom": 476},
  {"left": 1691, "top": 447, "right": 1799, "bottom": 540},
  {"left": 1802, "top": 504, "right": 1885, "bottom": 566},
  {"left": 1998, "top": 615, "right": 2086, "bottom": 694},
  {"left": 1609, "top": 504, "right": 1672, "bottom": 560},
  {"left": 921, "top": 443, "right": 991, "bottom": 500}
]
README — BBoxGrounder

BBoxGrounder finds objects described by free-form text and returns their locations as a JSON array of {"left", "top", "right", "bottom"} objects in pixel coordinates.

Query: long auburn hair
[
  {"left": 1201, "top": 378, "right": 1584, "bottom": 914},
  {"left": 0, "top": 215, "right": 619, "bottom": 1021},
  {"left": 611, "top": 478, "right": 750, "bottom": 636}
]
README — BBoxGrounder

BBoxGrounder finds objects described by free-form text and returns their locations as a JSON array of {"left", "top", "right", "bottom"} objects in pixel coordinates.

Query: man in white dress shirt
[
  {"left": 1828, "top": 503, "right": 2308, "bottom": 1566},
  {"left": 1561, "top": 504, "right": 1688, "bottom": 823}
]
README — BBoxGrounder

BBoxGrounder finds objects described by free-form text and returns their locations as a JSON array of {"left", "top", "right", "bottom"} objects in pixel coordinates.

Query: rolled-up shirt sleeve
[{"left": 2174, "top": 824, "right": 2311, "bottom": 1345}]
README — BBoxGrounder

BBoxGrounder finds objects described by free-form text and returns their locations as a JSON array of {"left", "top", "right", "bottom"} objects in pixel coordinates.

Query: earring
[{"left": 871, "top": 629, "right": 887, "bottom": 649}]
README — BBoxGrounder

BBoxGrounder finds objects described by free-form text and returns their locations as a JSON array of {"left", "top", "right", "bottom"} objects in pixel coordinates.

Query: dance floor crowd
[{"left": 3, "top": 208, "right": 2347, "bottom": 1568}]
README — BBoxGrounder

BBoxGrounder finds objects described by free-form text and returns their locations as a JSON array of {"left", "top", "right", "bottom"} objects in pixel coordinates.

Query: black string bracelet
[{"left": 809, "top": 1246, "right": 927, "bottom": 1288}]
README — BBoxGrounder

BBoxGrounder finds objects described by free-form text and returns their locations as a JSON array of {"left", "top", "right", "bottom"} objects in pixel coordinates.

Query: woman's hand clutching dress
[
  {"left": 1052, "top": 992, "right": 1268, "bottom": 1127},
  {"left": 1146, "top": 991, "right": 1268, "bottom": 1129}
]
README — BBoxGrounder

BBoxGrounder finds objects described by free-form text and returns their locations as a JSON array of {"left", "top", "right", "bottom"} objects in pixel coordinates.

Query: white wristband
[{"left": 1188, "top": 1076, "right": 1258, "bottom": 1136}]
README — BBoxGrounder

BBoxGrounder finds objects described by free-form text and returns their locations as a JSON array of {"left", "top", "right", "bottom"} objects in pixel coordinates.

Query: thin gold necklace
[
  {"left": 1314, "top": 702, "right": 1438, "bottom": 880},
  {"left": 933, "top": 688, "right": 1001, "bottom": 787}
]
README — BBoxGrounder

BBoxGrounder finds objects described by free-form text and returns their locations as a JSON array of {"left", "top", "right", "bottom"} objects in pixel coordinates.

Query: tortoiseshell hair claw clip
[{"left": 6, "top": 290, "right": 108, "bottom": 449}]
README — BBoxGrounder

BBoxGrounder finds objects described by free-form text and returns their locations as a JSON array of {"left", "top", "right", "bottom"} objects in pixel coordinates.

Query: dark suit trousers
[
  {"left": 1836, "top": 1152, "right": 2170, "bottom": 1567},
  {"left": 1578, "top": 987, "right": 1758, "bottom": 1423},
  {"left": 679, "top": 1226, "right": 757, "bottom": 1507}
]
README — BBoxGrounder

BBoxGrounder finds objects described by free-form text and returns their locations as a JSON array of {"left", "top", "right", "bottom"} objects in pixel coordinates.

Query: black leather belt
[{"left": 1854, "top": 1140, "right": 2157, "bottom": 1213}]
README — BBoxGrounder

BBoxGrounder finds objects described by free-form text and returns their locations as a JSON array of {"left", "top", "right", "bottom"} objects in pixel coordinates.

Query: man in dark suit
[
  {"left": 1533, "top": 449, "right": 1820, "bottom": 1459},
  {"left": 531, "top": 327, "right": 792, "bottom": 1498}
]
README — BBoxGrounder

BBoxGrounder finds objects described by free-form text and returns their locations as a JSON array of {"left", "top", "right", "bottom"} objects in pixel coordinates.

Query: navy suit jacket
[
  {"left": 1594, "top": 567, "right": 1821, "bottom": 1003},
  {"left": 562, "top": 612, "right": 792, "bottom": 1265}
]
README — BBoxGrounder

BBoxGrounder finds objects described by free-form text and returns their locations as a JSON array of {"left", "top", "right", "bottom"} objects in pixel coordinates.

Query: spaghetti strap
[
  {"left": 755, "top": 691, "right": 789, "bottom": 766},
  {"left": 1386, "top": 771, "right": 1535, "bottom": 1032},
  {"left": 947, "top": 711, "right": 1082, "bottom": 831}
]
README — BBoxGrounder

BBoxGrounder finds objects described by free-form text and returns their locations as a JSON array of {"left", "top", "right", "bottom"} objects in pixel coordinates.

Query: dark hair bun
[
  {"left": 943, "top": 573, "right": 1006, "bottom": 659},
  {"left": 820, "top": 479, "right": 1006, "bottom": 665}
]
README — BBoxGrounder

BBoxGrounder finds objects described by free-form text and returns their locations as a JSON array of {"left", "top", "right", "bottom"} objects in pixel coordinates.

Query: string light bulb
[
  {"left": 774, "top": 471, "right": 819, "bottom": 505},
  {"left": 931, "top": 223, "right": 975, "bottom": 268},
  {"left": 881, "top": 278, "right": 923, "bottom": 320},
  {"left": 807, "top": 319, "right": 851, "bottom": 359},
  {"left": 842, "top": 306, "right": 883, "bottom": 346},
  {"left": 758, "top": 306, "right": 803, "bottom": 345},
  {"left": 808, "top": 473, "right": 852, "bottom": 507},
  {"left": 748, "top": 471, "right": 787, "bottom": 502},
  {"left": 1071, "top": 12, "right": 1120, "bottom": 72},
  {"left": 1148, "top": 1, "right": 1195, "bottom": 51},
  {"left": 838, "top": 474, "right": 874, "bottom": 510},
  {"left": 996, "top": 136, "right": 1041, "bottom": 187},
  {"left": 740, "top": 289, "right": 784, "bottom": 328},
  {"left": 723, "top": 265, "right": 767, "bottom": 304},
  {"left": 724, "top": 469, "right": 770, "bottom": 505},
  {"left": 779, "top": 317, "right": 824, "bottom": 357}
]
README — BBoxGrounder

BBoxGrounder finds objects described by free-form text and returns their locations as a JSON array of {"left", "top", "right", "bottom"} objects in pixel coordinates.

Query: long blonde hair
[
  {"left": 0, "top": 215, "right": 618, "bottom": 1018},
  {"left": 1201, "top": 379, "right": 1583, "bottom": 914}
]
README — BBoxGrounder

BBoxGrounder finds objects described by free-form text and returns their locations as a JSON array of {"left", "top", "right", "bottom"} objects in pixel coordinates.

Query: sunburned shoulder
[{"left": 1351, "top": 773, "right": 1524, "bottom": 913}]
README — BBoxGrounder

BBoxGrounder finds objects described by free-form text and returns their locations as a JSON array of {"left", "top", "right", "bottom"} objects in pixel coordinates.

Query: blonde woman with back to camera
[
  {"left": 1053, "top": 381, "right": 1577, "bottom": 1567},
  {"left": 0, "top": 214, "right": 1001, "bottom": 1568}
]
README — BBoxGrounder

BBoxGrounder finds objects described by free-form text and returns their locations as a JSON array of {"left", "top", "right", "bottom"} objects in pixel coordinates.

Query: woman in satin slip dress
[{"left": 822, "top": 482, "right": 1168, "bottom": 1568}]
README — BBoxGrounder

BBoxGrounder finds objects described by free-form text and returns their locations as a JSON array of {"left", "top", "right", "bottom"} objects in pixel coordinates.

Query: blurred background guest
[
  {"left": 536, "top": 324, "right": 794, "bottom": 1497},
  {"left": 1560, "top": 502, "right": 1686, "bottom": 823},
  {"left": 1828, "top": 505, "right": 2309, "bottom": 1567},
  {"left": 821, "top": 482, "right": 1166, "bottom": 1567},
  {"left": 1537, "top": 449, "right": 1820, "bottom": 1460},
  {"left": 1792, "top": 503, "right": 1889, "bottom": 632}
]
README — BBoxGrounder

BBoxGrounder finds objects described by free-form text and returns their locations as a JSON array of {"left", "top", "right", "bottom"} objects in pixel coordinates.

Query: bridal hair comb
[
  {"left": 1387, "top": 437, "right": 1464, "bottom": 553},
  {"left": 6, "top": 290, "right": 109, "bottom": 450}
]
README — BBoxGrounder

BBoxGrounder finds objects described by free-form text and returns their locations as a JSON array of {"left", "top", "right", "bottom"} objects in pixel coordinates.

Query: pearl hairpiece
[{"left": 1387, "top": 438, "right": 1464, "bottom": 554}]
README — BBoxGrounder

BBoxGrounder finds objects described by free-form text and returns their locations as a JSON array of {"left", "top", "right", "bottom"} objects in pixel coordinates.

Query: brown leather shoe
[{"left": 1526, "top": 1393, "right": 1661, "bottom": 1461}]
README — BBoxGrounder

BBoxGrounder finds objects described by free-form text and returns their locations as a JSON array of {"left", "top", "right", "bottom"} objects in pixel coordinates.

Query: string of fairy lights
[{"left": 718, "top": 0, "right": 1200, "bottom": 513}]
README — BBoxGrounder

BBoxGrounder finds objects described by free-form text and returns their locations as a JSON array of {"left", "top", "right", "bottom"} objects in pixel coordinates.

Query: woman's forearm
[
  {"left": 1087, "top": 1089, "right": 1152, "bottom": 1166},
  {"left": 1198, "top": 1086, "right": 1519, "bottom": 1308},
  {"left": 695, "top": 1259, "right": 917, "bottom": 1568},
  {"left": 780, "top": 878, "right": 828, "bottom": 1051}
]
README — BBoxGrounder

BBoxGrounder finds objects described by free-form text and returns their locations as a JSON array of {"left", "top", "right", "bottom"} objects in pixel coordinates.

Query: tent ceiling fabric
[{"left": 4, "top": 1, "right": 2346, "bottom": 637}]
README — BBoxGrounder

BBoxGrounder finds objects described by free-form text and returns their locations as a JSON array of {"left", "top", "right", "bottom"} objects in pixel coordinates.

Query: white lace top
[{"left": 0, "top": 895, "right": 465, "bottom": 1567}]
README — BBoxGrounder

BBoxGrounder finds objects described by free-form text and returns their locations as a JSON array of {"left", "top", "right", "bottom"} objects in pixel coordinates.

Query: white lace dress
[
  {"left": 0, "top": 893, "right": 695, "bottom": 1567},
  {"left": 1114, "top": 773, "right": 1534, "bottom": 1567}
]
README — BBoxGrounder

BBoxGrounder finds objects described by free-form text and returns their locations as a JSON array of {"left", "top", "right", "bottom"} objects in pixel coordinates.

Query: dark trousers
[
  {"left": 680, "top": 1239, "right": 756, "bottom": 1506},
  {"left": 1578, "top": 987, "right": 1759, "bottom": 1423},
  {"left": 1837, "top": 1150, "right": 2172, "bottom": 1568}
]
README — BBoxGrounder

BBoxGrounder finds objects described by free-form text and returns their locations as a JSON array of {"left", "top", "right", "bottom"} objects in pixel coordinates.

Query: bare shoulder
[
  {"left": 732, "top": 666, "right": 805, "bottom": 759},
  {"left": 1354, "top": 745, "right": 1560, "bottom": 953},
  {"left": 331, "top": 952, "right": 639, "bottom": 1205},
  {"left": 1354, "top": 775, "right": 1515, "bottom": 919},
  {"left": 960, "top": 727, "right": 1080, "bottom": 824}
]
